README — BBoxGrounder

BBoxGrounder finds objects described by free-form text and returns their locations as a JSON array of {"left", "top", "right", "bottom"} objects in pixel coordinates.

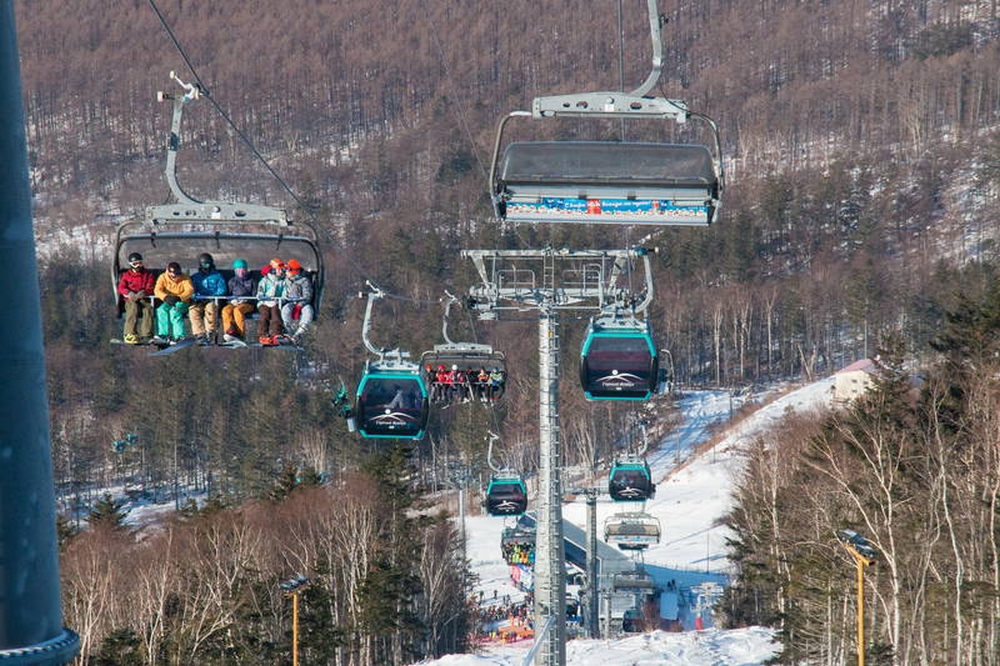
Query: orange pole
[
  {"left": 856, "top": 555, "right": 865, "bottom": 666},
  {"left": 292, "top": 591, "right": 300, "bottom": 666}
]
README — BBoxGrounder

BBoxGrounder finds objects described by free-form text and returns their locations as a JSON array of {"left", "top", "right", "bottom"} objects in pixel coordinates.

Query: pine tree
[{"left": 87, "top": 493, "right": 130, "bottom": 532}]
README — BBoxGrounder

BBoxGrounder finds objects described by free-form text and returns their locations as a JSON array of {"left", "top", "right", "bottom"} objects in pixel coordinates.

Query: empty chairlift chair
[
  {"left": 604, "top": 512, "right": 661, "bottom": 551},
  {"left": 494, "top": 141, "right": 720, "bottom": 226},
  {"left": 486, "top": 0, "right": 723, "bottom": 228}
]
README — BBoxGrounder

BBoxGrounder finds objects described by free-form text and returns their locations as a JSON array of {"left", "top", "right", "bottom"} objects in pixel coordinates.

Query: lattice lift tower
[{"left": 463, "top": 247, "right": 656, "bottom": 666}]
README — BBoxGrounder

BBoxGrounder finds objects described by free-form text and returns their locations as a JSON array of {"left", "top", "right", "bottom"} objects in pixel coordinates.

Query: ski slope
[{"left": 412, "top": 377, "right": 835, "bottom": 665}]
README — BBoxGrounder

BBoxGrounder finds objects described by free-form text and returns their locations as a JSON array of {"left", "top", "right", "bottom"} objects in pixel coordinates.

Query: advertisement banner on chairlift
[{"left": 507, "top": 197, "right": 710, "bottom": 225}]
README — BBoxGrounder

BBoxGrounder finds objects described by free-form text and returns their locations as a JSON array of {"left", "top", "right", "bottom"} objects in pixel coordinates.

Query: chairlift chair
[
  {"left": 493, "top": 141, "right": 720, "bottom": 226},
  {"left": 485, "top": 472, "right": 528, "bottom": 516},
  {"left": 612, "top": 572, "right": 656, "bottom": 592},
  {"left": 501, "top": 524, "right": 537, "bottom": 565},
  {"left": 420, "top": 294, "right": 508, "bottom": 404},
  {"left": 604, "top": 512, "right": 661, "bottom": 551},
  {"left": 487, "top": 0, "right": 723, "bottom": 227},
  {"left": 608, "top": 455, "right": 655, "bottom": 502},
  {"left": 580, "top": 316, "right": 659, "bottom": 400},
  {"left": 113, "top": 73, "right": 324, "bottom": 319}
]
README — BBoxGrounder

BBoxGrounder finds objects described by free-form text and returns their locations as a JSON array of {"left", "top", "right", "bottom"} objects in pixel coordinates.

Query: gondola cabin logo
[{"left": 596, "top": 369, "right": 642, "bottom": 389}]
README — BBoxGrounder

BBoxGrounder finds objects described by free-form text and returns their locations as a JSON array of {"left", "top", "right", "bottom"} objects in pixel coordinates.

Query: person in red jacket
[{"left": 116, "top": 252, "right": 156, "bottom": 344}]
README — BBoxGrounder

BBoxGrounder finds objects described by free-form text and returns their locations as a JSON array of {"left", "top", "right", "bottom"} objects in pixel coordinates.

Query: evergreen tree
[{"left": 87, "top": 493, "right": 130, "bottom": 532}]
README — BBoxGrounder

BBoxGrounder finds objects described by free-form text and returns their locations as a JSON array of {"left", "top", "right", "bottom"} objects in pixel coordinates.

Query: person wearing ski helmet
[
  {"left": 117, "top": 251, "right": 155, "bottom": 344},
  {"left": 221, "top": 258, "right": 257, "bottom": 342},
  {"left": 256, "top": 258, "right": 286, "bottom": 345},
  {"left": 189, "top": 252, "right": 227, "bottom": 345},
  {"left": 152, "top": 261, "right": 194, "bottom": 344},
  {"left": 280, "top": 258, "right": 314, "bottom": 344}
]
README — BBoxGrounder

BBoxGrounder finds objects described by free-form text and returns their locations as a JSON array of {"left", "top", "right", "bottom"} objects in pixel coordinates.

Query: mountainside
[
  {"left": 22, "top": 3, "right": 1000, "bottom": 664},
  {"left": 21, "top": 0, "right": 1000, "bottom": 381}
]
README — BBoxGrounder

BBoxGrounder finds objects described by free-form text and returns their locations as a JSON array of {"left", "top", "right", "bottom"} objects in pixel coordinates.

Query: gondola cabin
[
  {"left": 604, "top": 512, "right": 661, "bottom": 551},
  {"left": 485, "top": 474, "right": 528, "bottom": 516},
  {"left": 608, "top": 457, "right": 655, "bottom": 502},
  {"left": 580, "top": 317, "right": 659, "bottom": 400},
  {"left": 355, "top": 361, "right": 429, "bottom": 440},
  {"left": 493, "top": 141, "right": 719, "bottom": 226}
]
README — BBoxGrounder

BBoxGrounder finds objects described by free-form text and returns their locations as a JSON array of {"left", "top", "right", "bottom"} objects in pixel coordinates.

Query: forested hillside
[{"left": 17, "top": 0, "right": 1000, "bottom": 663}]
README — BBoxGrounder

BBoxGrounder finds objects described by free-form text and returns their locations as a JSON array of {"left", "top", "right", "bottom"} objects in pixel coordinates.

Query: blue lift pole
[{"left": 0, "top": 1, "right": 80, "bottom": 663}]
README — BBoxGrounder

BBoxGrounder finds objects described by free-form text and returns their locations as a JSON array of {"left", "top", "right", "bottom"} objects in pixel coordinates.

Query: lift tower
[
  {"left": 0, "top": 2, "right": 79, "bottom": 663},
  {"left": 463, "top": 247, "right": 655, "bottom": 666}
]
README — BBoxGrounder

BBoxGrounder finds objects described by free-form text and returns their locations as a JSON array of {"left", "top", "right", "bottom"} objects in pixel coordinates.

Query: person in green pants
[{"left": 152, "top": 262, "right": 194, "bottom": 344}]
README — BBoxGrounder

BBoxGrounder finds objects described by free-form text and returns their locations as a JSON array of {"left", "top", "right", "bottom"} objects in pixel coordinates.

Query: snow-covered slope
[{"left": 414, "top": 377, "right": 835, "bottom": 665}]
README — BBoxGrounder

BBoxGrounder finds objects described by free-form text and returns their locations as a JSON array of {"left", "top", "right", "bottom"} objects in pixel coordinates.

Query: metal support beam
[
  {"left": 585, "top": 490, "right": 600, "bottom": 639},
  {"left": 463, "top": 247, "right": 655, "bottom": 666},
  {"left": 534, "top": 307, "right": 566, "bottom": 666},
  {"left": 0, "top": 1, "right": 79, "bottom": 662}
]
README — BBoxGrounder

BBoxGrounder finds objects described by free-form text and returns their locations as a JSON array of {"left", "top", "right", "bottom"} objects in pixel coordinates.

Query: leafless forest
[{"left": 17, "top": 0, "right": 1000, "bottom": 663}]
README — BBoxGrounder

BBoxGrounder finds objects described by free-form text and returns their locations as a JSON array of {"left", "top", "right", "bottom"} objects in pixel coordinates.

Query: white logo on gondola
[
  {"left": 370, "top": 408, "right": 418, "bottom": 425},
  {"left": 493, "top": 500, "right": 521, "bottom": 512},
  {"left": 616, "top": 487, "right": 645, "bottom": 499},
  {"left": 597, "top": 369, "right": 642, "bottom": 387}
]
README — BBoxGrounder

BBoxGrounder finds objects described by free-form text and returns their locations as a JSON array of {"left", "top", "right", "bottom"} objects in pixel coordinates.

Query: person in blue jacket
[{"left": 189, "top": 252, "right": 227, "bottom": 345}]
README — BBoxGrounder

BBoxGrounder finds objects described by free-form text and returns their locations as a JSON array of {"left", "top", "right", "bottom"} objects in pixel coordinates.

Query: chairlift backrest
[
  {"left": 420, "top": 343, "right": 506, "bottom": 374},
  {"left": 604, "top": 512, "right": 661, "bottom": 549}
]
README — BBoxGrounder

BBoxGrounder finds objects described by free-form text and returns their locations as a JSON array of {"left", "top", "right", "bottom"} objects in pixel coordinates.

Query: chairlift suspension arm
[
  {"left": 486, "top": 431, "right": 501, "bottom": 474},
  {"left": 631, "top": 0, "right": 665, "bottom": 98},
  {"left": 441, "top": 291, "right": 459, "bottom": 346},
  {"left": 361, "top": 284, "right": 409, "bottom": 362},
  {"left": 361, "top": 285, "right": 385, "bottom": 357},
  {"left": 606, "top": 252, "right": 654, "bottom": 315},
  {"left": 158, "top": 71, "right": 202, "bottom": 206}
]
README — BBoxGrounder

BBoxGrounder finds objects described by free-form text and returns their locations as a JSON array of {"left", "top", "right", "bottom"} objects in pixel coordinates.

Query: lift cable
[{"left": 146, "top": 0, "right": 446, "bottom": 308}]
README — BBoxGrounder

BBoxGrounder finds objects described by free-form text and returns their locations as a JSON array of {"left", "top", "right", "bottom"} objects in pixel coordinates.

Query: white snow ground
[{"left": 412, "top": 376, "right": 836, "bottom": 665}]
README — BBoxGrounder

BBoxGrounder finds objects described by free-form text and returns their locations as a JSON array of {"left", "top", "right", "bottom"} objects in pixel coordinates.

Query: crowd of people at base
[
  {"left": 474, "top": 593, "right": 534, "bottom": 644},
  {"left": 117, "top": 252, "right": 313, "bottom": 347},
  {"left": 426, "top": 364, "right": 506, "bottom": 404}
]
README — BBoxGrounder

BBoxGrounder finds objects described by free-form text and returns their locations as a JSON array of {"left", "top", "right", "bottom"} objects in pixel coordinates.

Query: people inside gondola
[
  {"left": 387, "top": 384, "right": 407, "bottom": 409},
  {"left": 189, "top": 252, "right": 227, "bottom": 345},
  {"left": 280, "top": 259, "right": 313, "bottom": 344},
  {"left": 152, "top": 262, "right": 194, "bottom": 344},
  {"left": 256, "top": 258, "right": 285, "bottom": 346},
  {"left": 117, "top": 251, "right": 155, "bottom": 344},
  {"left": 221, "top": 258, "right": 257, "bottom": 342}
]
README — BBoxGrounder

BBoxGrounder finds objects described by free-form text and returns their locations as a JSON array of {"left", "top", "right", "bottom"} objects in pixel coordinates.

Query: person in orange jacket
[{"left": 152, "top": 262, "right": 194, "bottom": 344}]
